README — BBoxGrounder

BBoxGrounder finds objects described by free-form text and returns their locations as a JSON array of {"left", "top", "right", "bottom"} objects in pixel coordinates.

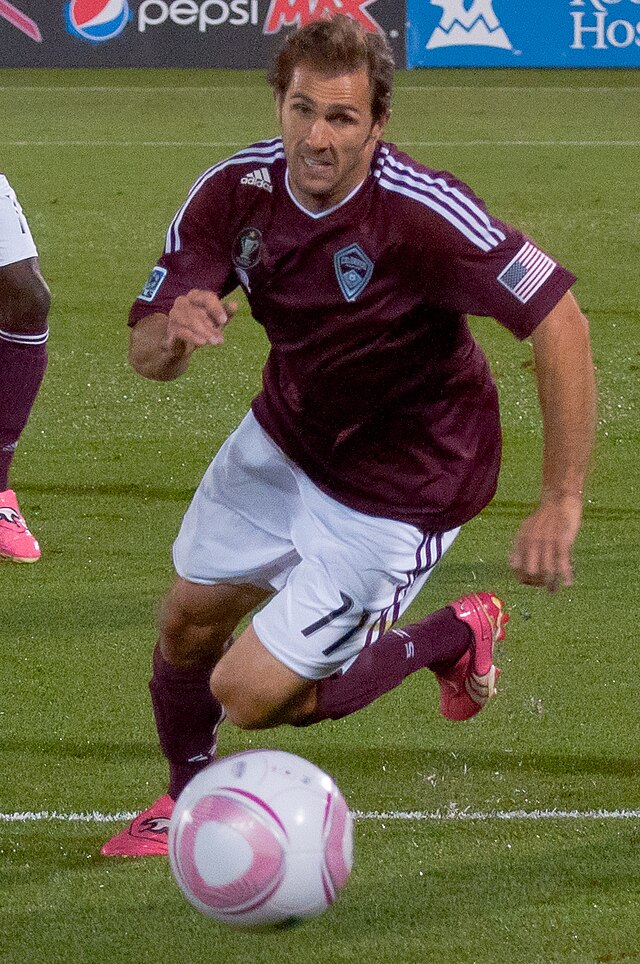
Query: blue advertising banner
[{"left": 407, "top": 0, "right": 640, "bottom": 67}]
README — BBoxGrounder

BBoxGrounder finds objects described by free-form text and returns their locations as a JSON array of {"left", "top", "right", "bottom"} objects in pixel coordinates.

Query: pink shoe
[
  {"left": 0, "top": 489, "right": 40, "bottom": 563},
  {"left": 100, "top": 795, "right": 174, "bottom": 857},
  {"left": 437, "top": 592, "right": 509, "bottom": 721}
]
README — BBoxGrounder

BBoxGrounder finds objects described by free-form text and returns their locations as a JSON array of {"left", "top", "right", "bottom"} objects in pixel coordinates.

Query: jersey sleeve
[
  {"left": 434, "top": 223, "right": 577, "bottom": 339},
  {"left": 400, "top": 167, "right": 577, "bottom": 339},
  {"left": 128, "top": 169, "right": 237, "bottom": 327}
]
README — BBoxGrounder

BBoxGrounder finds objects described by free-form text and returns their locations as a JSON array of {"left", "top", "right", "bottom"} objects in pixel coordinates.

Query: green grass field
[{"left": 0, "top": 68, "right": 639, "bottom": 964}]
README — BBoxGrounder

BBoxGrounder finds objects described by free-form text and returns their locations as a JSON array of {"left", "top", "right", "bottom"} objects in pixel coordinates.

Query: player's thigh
[
  {"left": 253, "top": 517, "right": 460, "bottom": 680},
  {"left": 0, "top": 258, "right": 50, "bottom": 331},
  {"left": 211, "top": 623, "right": 313, "bottom": 730},
  {"left": 160, "top": 576, "right": 271, "bottom": 663},
  {"left": 173, "top": 412, "right": 301, "bottom": 590},
  {"left": 211, "top": 526, "right": 459, "bottom": 728}
]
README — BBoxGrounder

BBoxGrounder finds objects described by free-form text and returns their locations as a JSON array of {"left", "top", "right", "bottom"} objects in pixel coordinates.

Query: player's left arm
[{"left": 509, "top": 290, "right": 597, "bottom": 592}]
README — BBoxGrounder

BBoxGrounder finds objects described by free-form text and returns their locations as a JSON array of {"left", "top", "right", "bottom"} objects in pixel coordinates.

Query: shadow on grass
[
  {"left": 3, "top": 738, "right": 638, "bottom": 778},
  {"left": 3, "top": 737, "right": 635, "bottom": 781},
  {"left": 19, "top": 481, "right": 192, "bottom": 504},
  {"left": 3, "top": 737, "right": 160, "bottom": 763},
  {"left": 307, "top": 742, "right": 639, "bottom": 782},
  {"left": 16, "top": 484, "right": 639, "bottom": 523}
]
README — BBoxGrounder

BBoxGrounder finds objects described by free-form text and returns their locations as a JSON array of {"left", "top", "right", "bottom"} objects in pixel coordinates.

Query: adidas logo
[{"left": 240, "top": 167, "right": 273, "bottom": 193}]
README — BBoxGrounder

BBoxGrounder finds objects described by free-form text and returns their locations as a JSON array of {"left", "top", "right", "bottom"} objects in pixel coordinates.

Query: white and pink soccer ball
[{"left": 168, "top": 749, "right": 354, "bottom": 929}]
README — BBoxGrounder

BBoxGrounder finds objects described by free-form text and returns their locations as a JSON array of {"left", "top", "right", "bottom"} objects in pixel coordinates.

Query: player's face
[{"left": 278, "top": 64, "right": 386, "bottom": 214}]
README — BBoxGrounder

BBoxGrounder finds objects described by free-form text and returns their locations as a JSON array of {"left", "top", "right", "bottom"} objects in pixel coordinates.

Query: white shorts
[
  {"left": 0, "top": 175, "right": 38, "bottom": 268},
  {"left": 173, "top": 412, "right": 460, "bottom": 680}
]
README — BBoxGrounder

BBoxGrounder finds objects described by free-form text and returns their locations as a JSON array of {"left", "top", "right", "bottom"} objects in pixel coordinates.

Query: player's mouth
[{"left": 301, "top": 155, "right": 334, "bottom": 175}]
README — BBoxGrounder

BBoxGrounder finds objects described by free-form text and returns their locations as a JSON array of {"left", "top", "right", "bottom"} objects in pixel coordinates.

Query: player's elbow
[
  {"left": 128, "top": 348, "right": 175, "bottom": 381},
  {"left": 128, "top": 328, "right": 179, "bottom": 381}
]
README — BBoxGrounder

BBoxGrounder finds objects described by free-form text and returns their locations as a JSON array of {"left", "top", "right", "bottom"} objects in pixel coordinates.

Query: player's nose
[{"left": 306, "top": 118, "right": 331, "bottom": 150}]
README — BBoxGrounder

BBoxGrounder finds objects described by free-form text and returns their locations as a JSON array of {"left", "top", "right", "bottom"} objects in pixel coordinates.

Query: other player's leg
[{"left": 0, "top": 179, "right": 50, "bottom": 562}]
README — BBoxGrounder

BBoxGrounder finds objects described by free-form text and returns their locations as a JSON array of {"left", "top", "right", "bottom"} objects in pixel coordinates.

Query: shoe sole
[
  {"left": 0, "top": 553, "right": 40, "bottom": 563},
  {"left": 465, "top": 664, "right": 499, "bottom": 707}
]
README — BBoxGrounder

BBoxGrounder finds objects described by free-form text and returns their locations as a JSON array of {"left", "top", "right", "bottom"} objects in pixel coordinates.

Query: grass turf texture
[{"left": 1, "top": 68, "right": 639, "bottom": 963}]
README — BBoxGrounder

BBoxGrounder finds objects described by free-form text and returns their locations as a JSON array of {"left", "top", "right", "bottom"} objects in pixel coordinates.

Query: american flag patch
[{"left": 497, "top": 242, "right": 556, "bottom": 304}]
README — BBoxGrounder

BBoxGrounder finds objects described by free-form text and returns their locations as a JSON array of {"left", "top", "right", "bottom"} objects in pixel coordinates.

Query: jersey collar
[{"left": 284, "top": 169, "right": 368, "bottom": 220}]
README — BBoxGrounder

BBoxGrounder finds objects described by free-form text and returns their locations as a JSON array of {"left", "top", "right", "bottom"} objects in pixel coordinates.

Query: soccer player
[
  {"left": 0, "top": 174, "right": 49, "bottom": 562},
  {"left": 102, "top": 16, "right": 596, "bottom": 856}
]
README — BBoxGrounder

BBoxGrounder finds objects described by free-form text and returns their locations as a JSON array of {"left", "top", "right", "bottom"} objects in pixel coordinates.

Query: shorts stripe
[{"left": 365, "top": 531, "right": 445, "bottom": 647}]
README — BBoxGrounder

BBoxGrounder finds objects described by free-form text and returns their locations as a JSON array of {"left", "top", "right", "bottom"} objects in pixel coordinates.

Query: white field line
[
  {"left": 0, "top": 807, "right": 638, "bottom": 824},
  {"left": 2, "top": 140, "right": 639, "bottom": 148}
]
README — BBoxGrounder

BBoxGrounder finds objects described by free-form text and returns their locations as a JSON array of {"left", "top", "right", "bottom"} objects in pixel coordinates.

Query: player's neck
[{"left": 284, "top": 169, "right": 367, "bottom": 219}]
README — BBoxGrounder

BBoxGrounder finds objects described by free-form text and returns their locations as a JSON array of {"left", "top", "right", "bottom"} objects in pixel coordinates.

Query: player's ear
[{"left": 371, "top": 111, "right": 390, "bottom": 143}]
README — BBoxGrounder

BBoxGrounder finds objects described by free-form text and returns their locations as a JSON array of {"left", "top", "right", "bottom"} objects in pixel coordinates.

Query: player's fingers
[
  {"left": 553, "top": 542, "right": 575, "bottom": 590},
  {"left": 168, "top": 297, "right": 226, "bottom": 347},
  {"left": 222, "top": 298, "right": 239, "bottom": 322},
  {"left": 510, "top": 535, "right": 547, "bottom": 588},
  {"left": 539, "top": 539, "right": 559, "bottom": 593},
  {"left": 186, "top": 290, "right": 230, "bottom": 328}
]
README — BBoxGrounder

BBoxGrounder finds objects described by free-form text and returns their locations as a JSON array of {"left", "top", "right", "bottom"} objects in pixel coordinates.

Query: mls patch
[
  {"left": 138, "top": 266, "right": 168, "bottom": 303},
  {"left": 334, "top": 244, "right": 374, "bottom": 302}
]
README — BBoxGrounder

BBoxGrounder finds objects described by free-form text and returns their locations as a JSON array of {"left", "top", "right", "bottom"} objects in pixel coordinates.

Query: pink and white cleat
[
  {"left": 100, "top": 795, "right": 174, "bottom": 857},
  {"left": 0, "top": 489, "right": 40, "bottom": 563},
  {"left": 436, "top": 592, "right": 509, "bottom": 721}
]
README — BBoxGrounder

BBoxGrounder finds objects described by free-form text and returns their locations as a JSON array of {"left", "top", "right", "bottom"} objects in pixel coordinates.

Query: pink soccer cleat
[
  {"left": 436, "top": 592, "right": 509, "bottom": 721},
  {"left": 0, "top": 489, "right": 40, "bottom": 563},
  {"left": 100, "top": 795, "right": 174, "bottom": 857}
]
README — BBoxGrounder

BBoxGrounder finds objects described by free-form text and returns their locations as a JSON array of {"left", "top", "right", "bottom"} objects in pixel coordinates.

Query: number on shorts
[{"left": 301, "top": 592, "right": 370, "bottom": 657}]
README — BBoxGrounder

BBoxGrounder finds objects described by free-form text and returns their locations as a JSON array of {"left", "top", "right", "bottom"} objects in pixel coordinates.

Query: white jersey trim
[
  {"left": 165, "top": 138, "right": 285, "bottom": 253},
  {"left": 374, "top": 146, "right": 506, "bottom": 253},
  {"left": 284, "top": 170, "right": 367, "bottom": 220}
]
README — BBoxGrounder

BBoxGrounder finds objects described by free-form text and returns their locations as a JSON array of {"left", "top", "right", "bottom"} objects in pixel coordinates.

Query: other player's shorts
[
  {"left": 0, "top": 175, "right": 38, "bottom": 267},
  {"left": 173, "top": 411, "right": 460, "bottom": 680}
]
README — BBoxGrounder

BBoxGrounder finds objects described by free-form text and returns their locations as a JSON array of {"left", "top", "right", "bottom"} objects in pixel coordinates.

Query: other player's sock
[
  {"left": 149, "top": 642, "right": 225, "bottom": 800},
  {"left": 312, "top": 606, "right": 472, "bottom": 722},
  {"left": 0, "top": 329, "right": 48, "bottom": 488}
]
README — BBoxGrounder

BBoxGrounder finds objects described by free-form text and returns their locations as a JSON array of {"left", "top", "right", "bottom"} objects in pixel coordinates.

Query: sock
[
  {"left": 313, "top": 606, "right": 472, "bottom": 723},
  {"left": 149, "top": 642, "right": 225, "bottom": 800},
  {"left": 0, "top": 331, "right": 48, "bottom": 490}
]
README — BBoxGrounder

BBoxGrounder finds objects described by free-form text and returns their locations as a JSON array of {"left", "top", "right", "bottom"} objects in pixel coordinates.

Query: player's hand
[
  {"left": 165, "top": 289, "right": 238, "bottom": 354},
  {"left": 509, "top": 494, "right": 583, "bottom": 593}
]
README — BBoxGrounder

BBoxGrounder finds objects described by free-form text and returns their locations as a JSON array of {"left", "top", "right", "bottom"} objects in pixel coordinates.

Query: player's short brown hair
[{"left": 268, "top": 15, "right": 394, "bottom": 123}]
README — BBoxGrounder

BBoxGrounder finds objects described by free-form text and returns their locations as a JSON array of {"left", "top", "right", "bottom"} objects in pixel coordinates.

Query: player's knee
[
  {"left": 210, "top": 666, "right": 272, "bottom": 731},
  {"left": 2, "top": 273, "right": 51, "bottom": 332},
  {"left": 159, "top": 595, "right": 220, "bottom": 665},
  {"left": 29, "top": 274, "right": 51, "bottom": 322}
]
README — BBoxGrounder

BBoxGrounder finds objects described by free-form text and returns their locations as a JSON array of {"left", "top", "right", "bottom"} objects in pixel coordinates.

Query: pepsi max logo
[{"left": 65, "top": 0, "right": 131, "bottom": 42}]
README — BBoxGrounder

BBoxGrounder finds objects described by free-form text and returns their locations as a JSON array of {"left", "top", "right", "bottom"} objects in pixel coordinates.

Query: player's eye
[{"left": 329, "top": 114, "right": 358, "bottom": 127}]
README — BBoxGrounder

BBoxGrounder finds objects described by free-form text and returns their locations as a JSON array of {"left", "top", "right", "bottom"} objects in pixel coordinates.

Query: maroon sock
[
  {"left": 149, "top": 643, "right": 225, "bottom": 800},
  {"left": 313, "top": 606, "right": 472, "bottom": 723},
  {"left": 0, "top": 334, "right": 48, "bottom": 489}
]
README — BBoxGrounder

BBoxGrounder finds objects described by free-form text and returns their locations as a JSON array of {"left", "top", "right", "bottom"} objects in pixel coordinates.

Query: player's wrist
[{"left": 540, "top": 484, "right": 584, "bottom": 505}]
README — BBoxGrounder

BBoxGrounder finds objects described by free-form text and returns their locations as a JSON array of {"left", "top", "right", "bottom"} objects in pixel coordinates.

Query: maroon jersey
[{"left": 130, "top": 139, "right": 576, "bottom": 532}]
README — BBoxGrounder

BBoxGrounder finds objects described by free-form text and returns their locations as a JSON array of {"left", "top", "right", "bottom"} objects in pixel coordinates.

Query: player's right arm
[{"left": 129, "top": 290, "right": 238, "bottom": 382}]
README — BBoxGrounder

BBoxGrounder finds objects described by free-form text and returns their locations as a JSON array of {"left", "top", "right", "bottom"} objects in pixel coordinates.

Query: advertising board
[
  {"left": 406, "top": 0, "right": 640, "bottom": 68},
  {"left": 0, "top": 0, "right": 405, "bottom": 68}
]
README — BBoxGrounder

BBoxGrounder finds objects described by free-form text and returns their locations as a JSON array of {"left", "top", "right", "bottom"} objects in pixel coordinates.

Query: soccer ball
[{"left": 168, "top": 749, "right": 354, "bottom": 930}]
